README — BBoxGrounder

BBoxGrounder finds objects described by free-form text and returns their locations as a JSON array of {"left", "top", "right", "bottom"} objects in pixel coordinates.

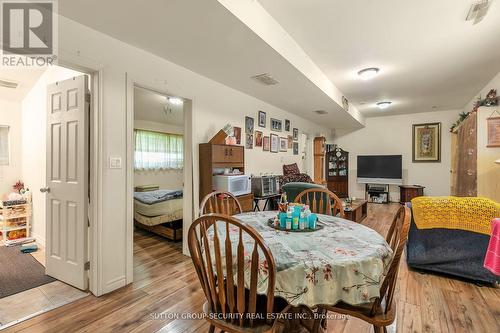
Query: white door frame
[
  {"left": 58, "top": 59, "right": 103, "bottom": 296},
  {"left": 125, "top": 75, "right": 195, "bottom": 284}
]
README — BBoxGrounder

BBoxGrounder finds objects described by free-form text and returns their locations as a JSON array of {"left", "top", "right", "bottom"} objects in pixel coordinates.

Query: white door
[{"left": 43, "top": 75, "right": 89, "bottom": 290}]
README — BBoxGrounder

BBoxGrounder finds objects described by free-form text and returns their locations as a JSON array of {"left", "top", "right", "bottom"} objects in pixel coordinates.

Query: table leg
[
  {"left": 280, "top": 305, "right": 327, "bottom": 333},
  {"left": 253, "top": 200, "right": 261, "bottom": 212},
  {"left": 262, "top": 198, "right": 270, "bottom": 211}
]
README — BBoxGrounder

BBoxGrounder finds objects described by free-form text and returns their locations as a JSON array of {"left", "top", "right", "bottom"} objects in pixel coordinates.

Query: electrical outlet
[{"left": 109, "top": 156, "right": 122, "bottom": 169}]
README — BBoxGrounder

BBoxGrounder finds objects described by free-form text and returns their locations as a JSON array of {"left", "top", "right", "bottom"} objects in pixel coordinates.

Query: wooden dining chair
[
  {"left": 200, "top": 191, "right": 243, "bottom": 216},
  {"left": 294, "top": 188, "right": 345, "bottom": 218},
  {"left": 319, "top": 206, "right": 411, "bottom": 333},
  {"left": 188, "top": 214, "right": 281, "bottom": 333}
]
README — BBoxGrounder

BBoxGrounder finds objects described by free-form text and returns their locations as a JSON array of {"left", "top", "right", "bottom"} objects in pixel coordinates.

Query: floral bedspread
[{"left": 207, "top": 211, "right": 393, "bottom": 307}]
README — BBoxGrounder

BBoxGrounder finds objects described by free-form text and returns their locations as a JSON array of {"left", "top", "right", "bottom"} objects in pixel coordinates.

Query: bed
[{"left": 133, "top": 189, "right": 183, "bottom": 241}]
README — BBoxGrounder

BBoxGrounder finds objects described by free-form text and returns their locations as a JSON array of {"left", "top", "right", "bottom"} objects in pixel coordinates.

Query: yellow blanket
[{"left": 411, "top": 196, "right": 500, "bottom": 236}]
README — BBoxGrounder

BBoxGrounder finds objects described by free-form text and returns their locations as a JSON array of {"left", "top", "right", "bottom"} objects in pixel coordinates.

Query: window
[
  {"left": 0, "top": 126, "right": 9, "bottom": 166},
  {"left": 134, "top": 129, "right": 183, "bottom": 170}
]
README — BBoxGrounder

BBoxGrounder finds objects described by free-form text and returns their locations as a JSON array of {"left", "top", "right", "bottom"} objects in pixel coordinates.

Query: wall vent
[
  {"left": 0, "top": 79, "right": 19, "bottom": 89},
  {"left": 250, "top": 73, "right": 279, "bottom": 86}
]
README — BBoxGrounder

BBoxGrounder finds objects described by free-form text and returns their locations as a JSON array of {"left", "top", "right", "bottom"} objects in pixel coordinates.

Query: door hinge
[{"left": 84, "top": 261, "right": 90, "bottom": 271}]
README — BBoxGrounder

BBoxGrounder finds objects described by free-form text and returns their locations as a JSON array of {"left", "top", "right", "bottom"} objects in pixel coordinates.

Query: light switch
[{"left": 109, "top": 156, "right": 122, "bottom": 169}]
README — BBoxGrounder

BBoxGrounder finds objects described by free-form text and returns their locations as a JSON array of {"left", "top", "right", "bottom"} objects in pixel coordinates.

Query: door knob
[{"left": 40, "top": 187, "right": 50, "bottom": 193}]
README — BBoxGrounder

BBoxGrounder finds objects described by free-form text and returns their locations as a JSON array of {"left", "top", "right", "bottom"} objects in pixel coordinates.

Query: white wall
[
  {"left": 0, "top": 99, "right": 22, "bottom": 195},
  {"left": 334, "top": 109, "right": 461, "bottom": 201},
  {"left": 57, "top": 16, "right": 331, "bottom": 295},
  {"left": 21, "top": 66, "right": 86, "bottom": 246},
  {"left": 463, "top": 71, "right": 500, "bottom": 202},
  {"left": 133, "top": 119, "right": 184, "bottom": 190}
]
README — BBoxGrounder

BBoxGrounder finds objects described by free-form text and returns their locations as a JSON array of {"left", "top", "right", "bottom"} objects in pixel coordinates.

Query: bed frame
[{"left": 134, "top": 212, "right": 182, "bottom": 241}]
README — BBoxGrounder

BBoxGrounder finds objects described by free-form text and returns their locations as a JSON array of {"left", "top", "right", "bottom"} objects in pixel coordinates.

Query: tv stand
[{"left": 365, "top": 184, "right": 389, "bottom": 204}]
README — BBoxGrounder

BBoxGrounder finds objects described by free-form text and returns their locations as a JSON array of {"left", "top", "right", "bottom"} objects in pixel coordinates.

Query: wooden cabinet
[
  {"left": 326, "top": 147, "right": 349, "bottom": 198},
  {"left": 313, "top": 137, "right": 326, "bottom": 184},
  {"left": 199, "top": 143, "right": 253, "bottom": 212},
  {"left": 399, "top": 185, "right": 425, "bottom": 204}
]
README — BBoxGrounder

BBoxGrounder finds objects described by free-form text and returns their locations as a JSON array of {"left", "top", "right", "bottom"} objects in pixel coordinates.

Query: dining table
[{"left": 207, "top": 210, "right": 394, "bottom": 330}]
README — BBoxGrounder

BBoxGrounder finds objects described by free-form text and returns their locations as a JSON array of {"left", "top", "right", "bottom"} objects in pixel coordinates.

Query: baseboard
[{"left": 32, "top": 232, "right": 46, "bottom": 248}]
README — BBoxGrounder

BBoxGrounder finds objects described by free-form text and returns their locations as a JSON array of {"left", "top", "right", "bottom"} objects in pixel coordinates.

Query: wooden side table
[
  {"left": 344, "top": 199, "right": 368, "bottom": 223},
  {"left": 399, "top": 185, "right": 425, "bottom": 204}
]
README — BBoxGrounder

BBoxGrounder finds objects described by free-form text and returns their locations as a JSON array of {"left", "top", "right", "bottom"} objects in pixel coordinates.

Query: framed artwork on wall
[
  {"left": 245, "top": 133, "right": 254, "bottom": 149},
  {"left": 285, "top": 119, "right": 290, "bottom": 132},
  {"left": 270, "top": 134, "right": 279, "bottom": 153},
  {"left": 287, "top": 135, "right": 293, "bottom": 149},
  {"left": 412, "top": 122, "right": 441, "bottom": 162},
  {"left": 293, "top": 128, "right": 299, "bottom": 140},
  {"left": 258, "top": 111, "right": 266, "bottom": 128},
  {"left": 487, "top": 117, "right": 500, "bottom": 147},
  {"left": 255, "top": 131, "right": 263, "bottom": 147},
  {"left": 279, "top": 137, "right": 288, "bottom": 152},
  {"left": 263, "top": 136, "right": 270, "bottom": 151},
  {"left": 293, "top": 142, "right": 299, "bottom": 155},
  {"left": 245, "top": 116, "right": 254, "bottom": 133},
  {"left": 270, "top": 118, "right": 282, "bottom": 132}
]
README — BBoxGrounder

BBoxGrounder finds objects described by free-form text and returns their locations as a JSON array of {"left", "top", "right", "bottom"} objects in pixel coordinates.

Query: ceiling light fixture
[
  {"left": 168, "top": 97, "right": 183, "bottom": 105},
  {"left": 357, "top": 67, "right": 380, "bottom": 80},
  {"left": 376, "top": 101, "right": 392, "bottom": 109}
]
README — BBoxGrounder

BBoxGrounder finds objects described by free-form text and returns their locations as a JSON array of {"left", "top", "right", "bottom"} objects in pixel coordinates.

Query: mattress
[{"left": 134, "top": 197, "right": 183, "bottom": 223}]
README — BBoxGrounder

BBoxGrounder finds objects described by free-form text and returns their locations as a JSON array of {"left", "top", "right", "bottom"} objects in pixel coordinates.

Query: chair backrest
[
  {"left": 294, "top": 188, "right": 345, "bottom": 218},
  {"left": 188, "top": 214, "right": 277, "bottom": 328},
  {"left": 200, "top": 191, "right": 243, "bottom": 216},
  {"left": 371, "top": 205, "right": 411, "bottom": 315}
]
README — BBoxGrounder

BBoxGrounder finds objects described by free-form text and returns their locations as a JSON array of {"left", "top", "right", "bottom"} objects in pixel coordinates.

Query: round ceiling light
[
  {"left": 357, "top": 67, "right": 380, "bottom": 80},
  {"left": 376, "top": 101, "right": 392, "bottom": 109},
  {"left": 168, "top": 97, "right": 183, "bottom": 105}
]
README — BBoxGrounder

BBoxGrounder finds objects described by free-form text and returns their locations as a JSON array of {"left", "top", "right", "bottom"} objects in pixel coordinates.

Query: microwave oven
[{"left": 212, "top": 174, "right": 251, "bottom": 196}]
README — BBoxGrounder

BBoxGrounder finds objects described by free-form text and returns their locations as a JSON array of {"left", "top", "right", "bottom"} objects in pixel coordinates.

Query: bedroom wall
[
  {"left": 333, "top": 109, "right": 461, "bottom": 202},
  {"left": 57, "top": 15, "right": 333, "bottom": 295},
  {"left": 0, "top": 99, "right": 22, "bottom": 195},
  {"left": 463, "top": 71, "right": 500, "bottom": 202},
  {"left": 21, "top": 66, "right": 86, "bottom": 246},
  {"left": 133, "top": 119, "right": 184, "bottom": 190}
]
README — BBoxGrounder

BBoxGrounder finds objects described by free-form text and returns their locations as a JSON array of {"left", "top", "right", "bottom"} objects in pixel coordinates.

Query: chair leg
[
  {"left": 373, "top": 325, "right": 384, "bottom": 333},
  {"left": 208, "top": 324, "right": 215, "bottom": 333}
]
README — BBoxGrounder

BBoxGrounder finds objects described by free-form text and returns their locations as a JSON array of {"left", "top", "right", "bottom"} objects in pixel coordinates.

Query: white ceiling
[
  {"left": 258, "top": 0, "right": 500, "bottom": 116},
  {"left": 0, "top": 68, "right": 45, "bottom": 102},
  {"left": 59, "top": 0, "right": 363, "bottom": 129},
  {"left": 134, "top": 87, "right": 184, "bottom": 126}
]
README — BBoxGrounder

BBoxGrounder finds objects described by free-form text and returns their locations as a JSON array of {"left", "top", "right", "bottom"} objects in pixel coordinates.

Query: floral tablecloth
[{"left": 207, "top": 211, "right": 393, "bottom": 307}]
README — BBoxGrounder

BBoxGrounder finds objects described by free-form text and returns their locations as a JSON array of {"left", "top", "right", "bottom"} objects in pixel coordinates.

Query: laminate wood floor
[{"left": 4, "top": 204, "right": 499, "bottom": 333}]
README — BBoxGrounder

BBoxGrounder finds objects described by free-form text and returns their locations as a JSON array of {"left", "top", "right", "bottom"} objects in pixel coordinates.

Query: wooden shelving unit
[
  {"left": 326, "top": 146, "right": 349, "bottom": 198},
  {"left": 0, "top": 202, "right": 32, "bottom": 243}
]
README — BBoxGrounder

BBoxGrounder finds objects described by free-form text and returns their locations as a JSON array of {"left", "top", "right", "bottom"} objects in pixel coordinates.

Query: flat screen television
[{"left": 357, "top": 155, "right": 403, "bottom": 184}]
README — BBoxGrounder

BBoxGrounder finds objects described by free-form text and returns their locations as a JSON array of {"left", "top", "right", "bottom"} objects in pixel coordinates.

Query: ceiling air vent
[
  {"left": 0, "top": 79, "right": 19, "bottom": 89},
  {"left": 251, "top": 73, "right": 279, "bottom": 86},
  {"left": 466, "top": 0, "right": 491, "bottom": 24},
  {"left": 314, "top": 110, "right": 328, "bottom": 115}
]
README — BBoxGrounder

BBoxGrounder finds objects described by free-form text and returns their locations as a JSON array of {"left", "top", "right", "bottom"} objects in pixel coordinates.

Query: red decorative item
[{"left": 13, "top": 180, "right": 24, "bottom": 193}]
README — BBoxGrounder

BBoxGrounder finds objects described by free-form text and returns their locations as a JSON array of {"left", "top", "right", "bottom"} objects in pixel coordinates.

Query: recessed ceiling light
[
  {"left": 314, "top": 110, "right": 328, "bottom": 115},
  {"left": 376, "top": 101, "right": 392, "bottom": 109},
  {"left": 168, "top": 97, "right": 183, "bottom": 105},
  {"left": 357, "top": 67, "right": 380, "bottom": 80}
]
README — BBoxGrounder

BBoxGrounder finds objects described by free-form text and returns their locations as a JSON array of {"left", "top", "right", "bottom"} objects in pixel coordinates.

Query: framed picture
[
  {"left": 285, "top": 119, "right": 290, "bottom": 132},
  {"left": 342, "top": 96, "right": 349, "bottom": 111},
  {"left": 293, "top": 142, "right": 299, "bottom": 155},
  {"left": 255, "top": 130, "right": 263, "bottom": 147},
  {"left": 412, "top": 122, "right": 441, "bottom": 162},
  {"left": 279, "top": 137, "right": 288, "bottom": 152},
  {"left": 233, "top": 126, "right": 241, "bottom": 145},
  {"left": 270, "top": 134, "right": 279, "bottom": 153},
  {"left": 293, "top": 128, "right": 299, "bottom": 140},
  {"left": 258, "top": 111, "right": 266, "bottom": 128},
  {"left": 287, "top": 135, "right": 293, "bottom": 149},
  {"left": 245, "top": 133, "right": 253, "bottom": 149},
  {"left": 270, "top": 118, "right": 282, "bottom": 132},
  {"left": 245, "top": 116, "right": 254, "bottom": 133},
  {"left": 263, "top": 136, "right": 270, "bottom": 151},
  {"left": 487, "top": 117, "right": 500, "bottom": 147}
]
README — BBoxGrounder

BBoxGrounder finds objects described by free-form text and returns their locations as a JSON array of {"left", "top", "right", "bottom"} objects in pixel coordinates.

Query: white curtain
[
  {"left": 0, "top": 126, "right": 9, "bottom": 166},
  {"left": 134, "top": 129, "right": 183, "bottom": 170}
]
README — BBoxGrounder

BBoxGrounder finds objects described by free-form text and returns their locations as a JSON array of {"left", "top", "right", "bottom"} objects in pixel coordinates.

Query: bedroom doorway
[{"left": 132, "top": 87, "right": 185, "bottom": 256}]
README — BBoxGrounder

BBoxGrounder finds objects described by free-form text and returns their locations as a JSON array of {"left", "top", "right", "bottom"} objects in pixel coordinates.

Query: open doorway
[
  {"left": 132, "top": 86, "right": 185, "bottom": 258},
  {"left": 0, "top": 65, "right": 90, "bottom": 328}
]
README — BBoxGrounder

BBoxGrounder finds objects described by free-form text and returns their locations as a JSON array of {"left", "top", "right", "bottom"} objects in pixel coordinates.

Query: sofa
[
  {"left": 278, "top": 163, "right": 313, "bottom": 188},
  {"left": 406, "top": 196, "right": 500, "bottom": 284}
]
